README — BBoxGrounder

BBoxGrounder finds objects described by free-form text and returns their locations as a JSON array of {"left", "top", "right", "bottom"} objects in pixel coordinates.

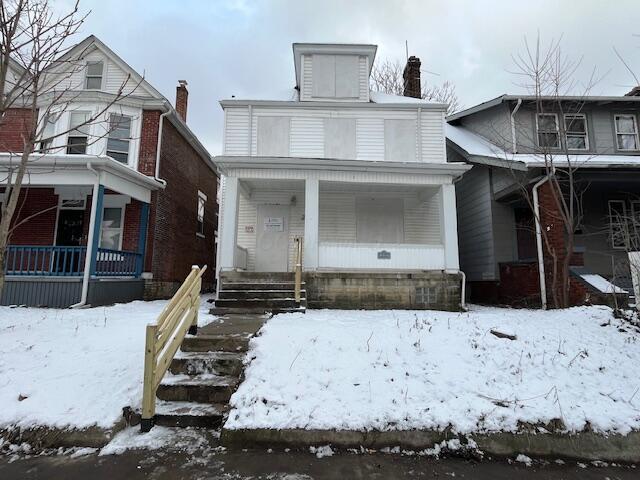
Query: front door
[
  {"left": 55, "top": 209, "right": 84, "bottom": 273},
  {"left": 255, "top": 205, "right": 289, "bottom": 272}
]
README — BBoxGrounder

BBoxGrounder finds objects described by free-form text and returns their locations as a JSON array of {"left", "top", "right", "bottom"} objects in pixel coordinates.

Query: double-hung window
[
  {"left": 39, "top": 113, "right": 58, "bottom": 151},
  {"left": 197, "top": 191, "right": 206, "bottom": 236},
  {"left": 614, "top": 114, "right": 639, "bottom": 151},
  {"left": 85, "top": 61, "right": 104, "bottom": 90},
  {"left": 67, "top": 111, "right": 90, "bottom": 154},
  {"left": 106, "top": 114, "right": 132, "bottom": 163},
  {"left": 564, "top": 114, "right": 588, "bottom": 150},
  {"left": 537, "top": 113, "right": 560, "bottom": 148},
  {"left": 100, "top": 207, "right": 124, "bottom": 250}
]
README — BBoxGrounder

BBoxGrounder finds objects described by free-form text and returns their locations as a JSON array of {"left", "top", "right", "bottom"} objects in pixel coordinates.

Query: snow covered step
[
  {"left": 210, "top": 306, "right": 306, "bottom": 316},
  {"left": 220, "top": 282, "right": 305, "bottom": 291},
  {"left": 154, "top": 400, "right": 228, "bottom": 428},
  {"left": 218, "top": 289, "right": 305, "bottom": 300},
  {"left": 170, "top": 351, "right": 244, "bottom": 377},
  {"left": 181, "top": 334, "right": 250, "bottom": 353},
  {"left": 220, "top": 272, "right": 297, "bottom": 283},
  {"left": 157, "top": 374, "right": 239, "bottom": 403},
  {"left": 215, "top": 298, "right": 306, "bottom": 309}
]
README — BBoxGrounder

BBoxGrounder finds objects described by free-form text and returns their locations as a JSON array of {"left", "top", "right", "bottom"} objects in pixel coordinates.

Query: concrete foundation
[{"left": 304, "top": 271, "right": 462, "bottom": 311}]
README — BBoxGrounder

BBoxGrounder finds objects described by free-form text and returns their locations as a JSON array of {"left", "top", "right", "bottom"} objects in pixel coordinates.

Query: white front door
[{"left": 256, "top": 205, "right": 289, "bottom": 272}]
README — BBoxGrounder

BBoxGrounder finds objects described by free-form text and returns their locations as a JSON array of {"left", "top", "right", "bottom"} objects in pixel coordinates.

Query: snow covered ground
[
  {"left": 227, "top": 305, "right": 640, "bottom": 435},
  {"left": 0, "top": 296, "right": 216, "bottom": 431}
]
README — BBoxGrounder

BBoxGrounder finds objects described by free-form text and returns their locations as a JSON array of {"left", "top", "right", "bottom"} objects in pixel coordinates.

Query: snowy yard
[
  {"left": 227, "top": 305, "right": 640, "bottom": 435},
  {"left": 0, "top": 297, "right": 215, "bottom": 431}
]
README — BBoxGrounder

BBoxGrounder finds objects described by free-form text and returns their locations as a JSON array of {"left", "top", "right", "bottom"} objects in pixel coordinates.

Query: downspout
[
  {"left": 510, "top": 98, "right": 523, "bottom": 153},
  {"left": 71, "top": 162, "right": 100, "bottom": 308},
  {"left": 154, "top": 107, "right": 171, "bottom": 186},
  {"left": 459, "top": 270, "right": 466, "bottom": 310},
  {"left": 532, "top": 173, "right": 552, "bottom": 310}
]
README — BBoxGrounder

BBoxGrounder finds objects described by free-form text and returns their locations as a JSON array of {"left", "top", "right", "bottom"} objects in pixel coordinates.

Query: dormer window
[
  {"left": 85, "top": 61, "right": 104, "bottom": 90},
  {"left": 312, "top": 54, "right": 359, "bottom": 99}
]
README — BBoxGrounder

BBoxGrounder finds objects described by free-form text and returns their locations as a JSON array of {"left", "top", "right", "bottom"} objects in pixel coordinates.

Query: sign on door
[{"left": 264, "top": 217, "right": 284, "bottom": 232}]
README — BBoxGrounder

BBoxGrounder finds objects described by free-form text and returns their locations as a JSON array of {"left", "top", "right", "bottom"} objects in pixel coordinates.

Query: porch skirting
[
  {"left": 1, "top": 277, "right": 144, "bottom": 308},
  {"left": 304, "top": 271, "right": 462, "bottom": 311}
]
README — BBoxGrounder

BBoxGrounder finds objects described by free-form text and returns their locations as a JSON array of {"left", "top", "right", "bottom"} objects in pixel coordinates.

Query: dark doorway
[
  {"left": 514, "top": 207, "right": 537, "bottom": 261},
  {"left": 55, "top": 209, "right": 84, "bottom": 273}
]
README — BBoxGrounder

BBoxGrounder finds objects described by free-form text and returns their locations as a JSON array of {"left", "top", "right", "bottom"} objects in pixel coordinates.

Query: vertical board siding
[
  {"left": 290, "top": 117, "right": 324, "bottom": 157},
  {"left": 224, "top": 108, "right": 250, "bottom": 155},
  {"left": 1, "top": 278, "right": 82, "bottom": 307},
  {"left": 236, "top": 189, "right": 305, "bottom": 271}
]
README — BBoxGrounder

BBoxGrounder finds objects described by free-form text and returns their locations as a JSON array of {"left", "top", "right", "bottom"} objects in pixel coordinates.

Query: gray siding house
[{"left": 446, "top": 95, "right": 640, "bottom": 306}]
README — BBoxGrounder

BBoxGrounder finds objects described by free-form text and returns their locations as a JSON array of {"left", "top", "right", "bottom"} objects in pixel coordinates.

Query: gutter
[
  {"left": 510, "top": 98, "right": 522, "bottom": 153},
  {"left": 532, "top": 172, "right": 553, "bottom": 310}
]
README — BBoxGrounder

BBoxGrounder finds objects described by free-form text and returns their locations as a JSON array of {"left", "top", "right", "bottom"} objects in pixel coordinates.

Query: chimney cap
[{"left": 178, "top": 80, "right": 188, "bottom": 87}]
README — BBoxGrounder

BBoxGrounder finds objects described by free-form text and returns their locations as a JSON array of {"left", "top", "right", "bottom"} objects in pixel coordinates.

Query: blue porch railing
[
  {"left": 95, "top": 247, "right": 142, "bottom": 277},
  {"left": 5, "top": 245, "right": 87, "bottom": 276},
  {"left": 5, "top": 245, "right": 142, "bottom": 277}
]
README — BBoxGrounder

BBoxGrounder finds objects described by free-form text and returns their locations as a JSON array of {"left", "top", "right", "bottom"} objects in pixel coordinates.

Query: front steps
[
  {"left": 211, "top": 272, "right": 307, "bottom": 315},
  {"left": 141, "top": 315, "right": 266, "bottom": 430}
]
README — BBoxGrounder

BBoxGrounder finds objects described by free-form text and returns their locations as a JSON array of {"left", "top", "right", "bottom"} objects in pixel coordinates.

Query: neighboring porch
[{"left": 0, "top": 155, "right": 163, "bottom": 307}]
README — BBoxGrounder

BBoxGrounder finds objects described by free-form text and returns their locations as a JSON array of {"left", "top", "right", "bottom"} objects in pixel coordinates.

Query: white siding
[
  {"left": 319, "top": 243, "right": 445, "bottom": 270},
  {"left": 319, "top": 194, "right": 356, "bottom": 242},
  {"left": 236, "top": 189, "right": 305, "bottom": 271},
  {"left": 223, "top": 105, "right": 447, "bottom": 163}
]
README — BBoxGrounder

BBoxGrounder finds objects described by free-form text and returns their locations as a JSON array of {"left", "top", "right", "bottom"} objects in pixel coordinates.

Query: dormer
[{"left": 293, "top": 43, "right": 376, "bottom": 103}]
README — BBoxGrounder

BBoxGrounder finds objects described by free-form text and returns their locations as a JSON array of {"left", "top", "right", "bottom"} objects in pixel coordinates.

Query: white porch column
[
  {"left": 304, "top": 177, "right": 319, "bottom": 270},
  {"left": 219, "top": 176, "right": 240, "bottom": 271},
  {"left": 440, "top": 183, "right": 460, "bottom": 270}
]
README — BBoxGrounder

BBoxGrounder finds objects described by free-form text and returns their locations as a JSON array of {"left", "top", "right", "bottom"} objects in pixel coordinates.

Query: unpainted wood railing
[
  {"left": 141, "top": 265, "right": 207, "bottom": 432},
  {"left": 293, "top": 237, "right": 303, "bottom": 303}
]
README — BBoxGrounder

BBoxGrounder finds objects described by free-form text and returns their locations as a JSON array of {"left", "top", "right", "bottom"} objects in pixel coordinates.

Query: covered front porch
[{"left": 1, "top": 155, "right": 163, "bottom": 307}]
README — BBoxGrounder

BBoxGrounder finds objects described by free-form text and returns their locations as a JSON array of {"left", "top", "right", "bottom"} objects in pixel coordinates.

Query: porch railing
[
  {"left": 5, "top": 245, "right": 86, "bottom": 276},
  {"left": 293, "top": 236, "right": 303, "bottom": 303},
  {"left": 141, "top": 265, "right": 207, "bottom": 432},
  {"left": 95, "top": 248, "right": 142, "bottom": 277}
]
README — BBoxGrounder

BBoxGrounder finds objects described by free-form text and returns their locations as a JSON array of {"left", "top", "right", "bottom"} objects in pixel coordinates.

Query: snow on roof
[
  {"left": 446, "top": 124, "right": 640, "bottom": 169},
  {"left": 580, "top": 274, "right": 627, "bottom": 294},
  {"left": 222, "top": 88, "right": 300, "bottom": 102},
  {"left": 369, "top": 91, "right": 435, "bottom": 105}
]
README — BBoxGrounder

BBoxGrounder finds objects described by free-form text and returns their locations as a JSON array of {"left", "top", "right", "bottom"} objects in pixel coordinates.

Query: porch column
[
  {"left": 136, "top": 202, "right": 150, "bottom": 277},
  {"left": 304, "top": 178, "right": 319, "bottom": 270},
  {"left": 440, "top": 183, "right": 460, "bottom": 270},
  {"left": 219, "top": 176, "right": 239, "bottom": 270},
  {"left": 88, "top": 184, "right": 105, "bottom": 276}
]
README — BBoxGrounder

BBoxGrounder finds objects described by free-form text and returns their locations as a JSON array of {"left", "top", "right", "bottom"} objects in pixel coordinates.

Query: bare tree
[
  {"left": 370, "top": 59, "right": 461, "bottom": 114},
  {"left": 0, "top": 0, "right": 136, "bottom": 296},
  {"left": 505, "top": 35, "right": 598, "bottom": 308}
]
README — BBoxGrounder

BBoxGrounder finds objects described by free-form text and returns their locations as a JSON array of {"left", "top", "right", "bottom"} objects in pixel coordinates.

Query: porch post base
[
  {"left": 140, "top": 417, "right": 154, "bottom": 433},
  {"left": 188, "top": 325, "right": 198, "bottom": 336}
]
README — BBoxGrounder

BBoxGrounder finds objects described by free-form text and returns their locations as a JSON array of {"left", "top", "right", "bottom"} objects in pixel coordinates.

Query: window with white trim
[
  {"left": 39, "top": 112, "right": 58, "bottom": 151},
  {"left": 536, "top": 113, "right": 559, "bottom": 148},
  {"left": 85, "top": 61, "right": 104, "bottom": 90},
  {"left": 106, "top": 114, "right": 132, "bottom": 163},
  {"left": 608, "top": 200, "right": 627, "bottom": 250},
  {"left": 67, "top": 111, "right": 90, "bottom": 154},
  {"left": 197, "top": 191, "right": 206, "bottom": 236},
  {"left": 614, "top": 114, "right": 639, "bottom": 151},
  {"left": 564, "top": 114, "right": 588, "bottom": 150},
  {"left": 100, "top": 207, "right": 124, "bottom": 250}
]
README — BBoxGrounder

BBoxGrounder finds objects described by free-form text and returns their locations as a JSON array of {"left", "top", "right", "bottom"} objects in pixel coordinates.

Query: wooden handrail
[
  {"left": 141, "top": 265, "right": 207, "bottom": 432},
  {"left": 293, "top": 237, "right": 303, "bottom": 304}
]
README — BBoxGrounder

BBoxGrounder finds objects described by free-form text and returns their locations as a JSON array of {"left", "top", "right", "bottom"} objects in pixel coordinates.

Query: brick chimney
[
  {"left": 403, "top": 56, "right": 421, "bottom": 99},
  {"left": 626, "top": 86, "right": 640, "bottom": 96},
  {"left": 176, "top": 80, "right": 188, "bottom": 122}
]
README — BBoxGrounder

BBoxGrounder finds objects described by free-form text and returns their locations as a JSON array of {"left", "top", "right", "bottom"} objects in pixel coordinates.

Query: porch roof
[
  {"left": 215, "top": 155, "right": 471, "bottom": 178},
  {"left": 0, "top": 154, "right": 164, "bottom": 203}
]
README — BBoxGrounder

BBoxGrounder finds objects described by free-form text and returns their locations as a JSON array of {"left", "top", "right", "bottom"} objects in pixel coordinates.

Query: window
[
  {"left": 257, "top": 116, "right": 290, "bottom": 156},
  {"left": 85, "top": 61, "right": 104, "bottom": 90},
  {"left": 311, "top": 54, "right": 359, "bottom": 98},
  {"left": 197, "top": 191, "right": 206, "bottom": 236},
  {"left": 564, "top": 114, "right": 588, "bottom": 150},
  {"left": 106, "top": 114, "right": 132, "bottom": 163},
  {"left": 384, "top": 119, "right": 417, "bottom": 162},
  {"left": 39, "top": 113, "right": 57, "bottom": 151},
  {"left": 608, "top": 200, "right": 627, "bottom": 250},
  {"left": 614, "top": 114, "right": 639, "bottom": 151},
  {"left": 536, "top": 113, "right": 560, "bottom": 148},
  {"left": 416, "top": 286, "right": 437, "bottom": 305},
  {"left": 324, "top": 118, "right": 356, "bottom": 159},
  {"left": 67, "top": 112, "right": 90, "bottom": 154},
  {"left": 100, "top": 207, "right": 124, "bottom": 250}
]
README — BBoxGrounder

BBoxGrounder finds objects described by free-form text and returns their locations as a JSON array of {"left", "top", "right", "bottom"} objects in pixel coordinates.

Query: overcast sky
[{"left": 59, "top": 0, "right": 640, "bottom": 155}]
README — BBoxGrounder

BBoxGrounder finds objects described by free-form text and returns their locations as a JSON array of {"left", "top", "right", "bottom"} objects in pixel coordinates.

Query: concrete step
[
  {"left": 220, "top": 272, "right": 296, "bottom": 282},
  {"left": 153, "top": 400, "right": 228, "bottom": 429},
  {"left": 210, "top": 306, "right": 306, "bottom": 316},
  {"left": 181, "top": 334, "right": 250, "bottom": 353},
  {"left": 170, "top": 351, "right": 244, "bottom": 377},
  {"left": 215, "top": 298, "right": 306, "bottom": 309},
  {"left": 218, "top": 289, "right": 305, "bottom": 300},
  {"left": 220, "top": 282, "right": 305, "bottom": 291},
  {"left": 156, "top": 374, "right": 239, "bottom": 403}
]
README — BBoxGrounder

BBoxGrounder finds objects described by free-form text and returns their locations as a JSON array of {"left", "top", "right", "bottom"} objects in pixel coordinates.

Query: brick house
[
  {"left": 446, "top": 95, "right": 640, "bottom": 307},
  {"left": 0, "top": 35, "right": 218, "bottom": 307}
]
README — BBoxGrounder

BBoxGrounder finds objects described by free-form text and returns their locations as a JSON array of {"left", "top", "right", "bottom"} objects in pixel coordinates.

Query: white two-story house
[{"left": 214, "top": 43, "right": 470, "bottom": 311}]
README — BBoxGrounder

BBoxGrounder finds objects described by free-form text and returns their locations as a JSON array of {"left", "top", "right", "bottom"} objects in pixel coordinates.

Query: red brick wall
[
  {"left": 4, "top": 188, "right": 58, "bottom": 245},
  {"left": 138, "top": 110, "right": 161, "bottom": 176},
  {"left": 0, "top": 108, "right": 33, "bottom": 152},
  {"left": 146, "top": 120, "right": 217, "bottom": 288}
]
